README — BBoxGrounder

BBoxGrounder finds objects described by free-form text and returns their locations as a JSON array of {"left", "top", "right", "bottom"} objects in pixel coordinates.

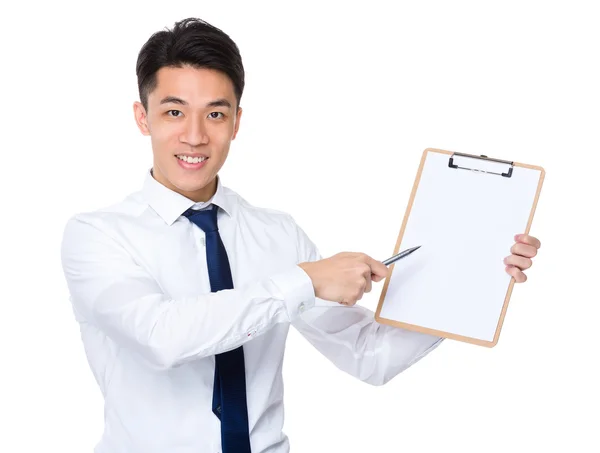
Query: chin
[
  {"left": 173, "top": 176, "right": 211, "bottom": 192},
  {"left": 172, "top": 170, "right": 217, "bottom": 192},
  {"left": 153, "top": 158, "right": 219, "bottom": 196}
]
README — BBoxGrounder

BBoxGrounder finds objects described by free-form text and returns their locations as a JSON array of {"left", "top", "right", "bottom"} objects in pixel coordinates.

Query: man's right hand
[{"left": 298, "top": 252, "right": 389, "bottom": 306}]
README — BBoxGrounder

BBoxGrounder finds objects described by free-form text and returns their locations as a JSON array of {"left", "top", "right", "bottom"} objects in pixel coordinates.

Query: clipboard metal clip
[{"left": 448, "top": 152, "right": 514, "bottom": 178}]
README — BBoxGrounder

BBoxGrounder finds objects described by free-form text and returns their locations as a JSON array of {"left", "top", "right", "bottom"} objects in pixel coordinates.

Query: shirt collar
[{"left": 142, "top": 168, "right": 233, "bottom": 226}]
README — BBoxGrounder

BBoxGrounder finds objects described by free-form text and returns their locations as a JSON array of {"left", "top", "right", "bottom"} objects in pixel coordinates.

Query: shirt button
[
  {"left": 299, "top": 302, "right": 305, "bottom": 313},
  {"left": 247, "top": 329, "right": 257, "bottom": 337}
]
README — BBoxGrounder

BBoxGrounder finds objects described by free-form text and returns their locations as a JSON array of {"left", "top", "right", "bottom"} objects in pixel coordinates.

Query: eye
[
  {"left": 208, "top": 112, "right": 224, "bottom": 119},
  {"left": 166, "top": 110, "right": 182, "bottom": 117}
]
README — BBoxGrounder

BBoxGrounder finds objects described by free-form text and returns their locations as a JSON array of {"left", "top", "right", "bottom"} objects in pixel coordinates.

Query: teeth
[{"left": 177, "top": 155, "right": 207, "bottom": 164}]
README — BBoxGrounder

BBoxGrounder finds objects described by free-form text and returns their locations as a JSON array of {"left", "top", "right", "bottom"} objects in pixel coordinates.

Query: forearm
[
  {"left": 293, "top": 301, "right": 443, "bottom": 385},
  {"left": 62, "top": 216, "right": 315, "bottom": 370},
  {"left": 91, "top": 267, "right": 313, "bottom": 369}
]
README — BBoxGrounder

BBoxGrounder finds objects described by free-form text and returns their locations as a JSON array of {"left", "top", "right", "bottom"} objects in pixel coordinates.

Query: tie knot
[{"left": 183, "top": 205, "right": 219, "bottom": 233}]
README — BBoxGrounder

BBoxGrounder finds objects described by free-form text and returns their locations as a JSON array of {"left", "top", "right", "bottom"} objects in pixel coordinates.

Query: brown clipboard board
[{"left": 374, "top": 148, "right": 545, "bottom": 347}]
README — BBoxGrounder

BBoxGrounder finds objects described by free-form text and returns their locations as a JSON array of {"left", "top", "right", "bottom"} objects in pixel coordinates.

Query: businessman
[{"left": 60, "top": 17, "right": 542, "bottom": 453}]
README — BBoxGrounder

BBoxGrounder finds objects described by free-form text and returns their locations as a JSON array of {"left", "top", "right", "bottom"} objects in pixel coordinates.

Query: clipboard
[{"left": 374, "top": 148, "right": 545, "bottom": 347}]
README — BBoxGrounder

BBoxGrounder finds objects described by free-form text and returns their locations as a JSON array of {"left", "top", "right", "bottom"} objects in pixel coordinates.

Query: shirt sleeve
[
  {"left": 288, "top": 216, "right": 444, "bottom": 386},
  {"left": 60, "top": 215, "right": 316, "bottom": 371}
]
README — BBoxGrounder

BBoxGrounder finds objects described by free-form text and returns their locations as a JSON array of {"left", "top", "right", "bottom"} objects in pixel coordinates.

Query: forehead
[{"left": 150, "top": 66, "right": 235, "bottom": 104}]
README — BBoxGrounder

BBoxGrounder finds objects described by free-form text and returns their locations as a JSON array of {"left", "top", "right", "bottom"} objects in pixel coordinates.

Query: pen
[{"left": 381, "top": 245, "right": 421, "bottom": 266}]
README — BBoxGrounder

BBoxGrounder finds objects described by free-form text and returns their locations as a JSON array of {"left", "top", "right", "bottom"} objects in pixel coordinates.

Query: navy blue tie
[{"left": 184, "top": 205, "right": 252, "bottom": 453}]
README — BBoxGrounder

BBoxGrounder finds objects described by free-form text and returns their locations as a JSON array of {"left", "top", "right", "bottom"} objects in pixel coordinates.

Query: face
[{"left": 133, "top": 65, "right": 242, "bottom": 202}]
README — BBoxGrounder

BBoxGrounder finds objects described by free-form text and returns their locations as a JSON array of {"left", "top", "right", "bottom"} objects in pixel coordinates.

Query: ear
[
  {"left": 133, "top": 101, "right": 150, "bottom": 136},
  {"left": 232, "top": 107, "right": 243, "bottom": 140}
]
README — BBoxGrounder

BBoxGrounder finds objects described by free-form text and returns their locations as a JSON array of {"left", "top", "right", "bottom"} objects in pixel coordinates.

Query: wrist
[{"left": 298, "top": 262, "right": 316, "bottom": 288}]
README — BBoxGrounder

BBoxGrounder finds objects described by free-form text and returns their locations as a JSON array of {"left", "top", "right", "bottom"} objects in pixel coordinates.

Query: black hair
[{"left": 135, "top": 17, "right": 245, "bottom": 111}]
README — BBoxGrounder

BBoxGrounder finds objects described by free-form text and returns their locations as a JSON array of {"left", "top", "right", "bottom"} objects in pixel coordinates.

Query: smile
[{"left": 176, "top": 155, "right": 208, "bottom": 164}]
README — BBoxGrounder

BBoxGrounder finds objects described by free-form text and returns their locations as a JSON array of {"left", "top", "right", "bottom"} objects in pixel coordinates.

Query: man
[{"left": 60, "top": 17, "right": 541, "bottom": 453}]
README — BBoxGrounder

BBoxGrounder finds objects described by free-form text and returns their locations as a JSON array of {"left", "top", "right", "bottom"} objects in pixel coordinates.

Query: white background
[{"left": 1, "top": 1, "right": 599, "bottom": 452}]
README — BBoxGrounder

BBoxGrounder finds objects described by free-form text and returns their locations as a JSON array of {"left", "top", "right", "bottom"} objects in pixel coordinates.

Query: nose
[{"left": 180, "top": 116, "right": 209, "bottom": 146}]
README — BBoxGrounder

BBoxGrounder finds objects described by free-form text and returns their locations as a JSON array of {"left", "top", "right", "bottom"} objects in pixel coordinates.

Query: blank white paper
[{"left": 379, "top": 151, "right": 542, "bottom": 342}]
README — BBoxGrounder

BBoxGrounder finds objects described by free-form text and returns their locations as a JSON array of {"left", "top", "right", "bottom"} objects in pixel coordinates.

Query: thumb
[
  {"left": 365, "top": 256, "right": 389, "bottom": 281},
  {"left": 371, "top": 272, "right": 386, "bottom": 282}
]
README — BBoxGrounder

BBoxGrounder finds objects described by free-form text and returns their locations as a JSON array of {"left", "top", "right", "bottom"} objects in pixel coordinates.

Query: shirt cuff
[{"left": 269, "top": 265, "right": 316, "bottom": 321}]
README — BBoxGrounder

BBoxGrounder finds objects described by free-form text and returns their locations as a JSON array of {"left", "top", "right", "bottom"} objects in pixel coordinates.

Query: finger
[
  {"left": 504, "top": 254, "right": 532, "bottom": 270},
  {"left": 505, "top": 265, "right": 527, "bottom": 283},
  {"left": 515, "top": 234, "right": 541, "bottom": 249},
  {"left": 340, "top": 297, "right": 355, "bottom": 306},
  {"left": 371, "top": 273, "right": 386, "bottom": 282},
  {"left": 364, "top": 273, "right": 372, "bottom": 293},
  {"left": 362, "top": 254, "right": 389, "bottom": 280},
  {"left": 360, "top": 264, "right": 373, "bottom": 290},
  {"left": 356, "top": 277, "right": 371, "bottom": 301},
  {"left": 352, "top": 286, "right": 363, "bottom": 304},
  {"left": 510, "top": 242, "right": 538, "bottom": 258}
]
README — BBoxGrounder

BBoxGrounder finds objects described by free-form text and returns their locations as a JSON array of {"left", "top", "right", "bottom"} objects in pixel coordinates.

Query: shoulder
[
  {"left": 222, "top": 185, "right": 297, "bottom": 228},
  {"left": 61, "top": 190, "right": 147, "bottom": 246},
  {"left": 223, "top": 186, "right": 320, "bottom": 261}
]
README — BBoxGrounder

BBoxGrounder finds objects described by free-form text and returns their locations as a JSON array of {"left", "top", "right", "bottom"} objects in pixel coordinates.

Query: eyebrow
[{"left": 159, "top": 96, "right": 232, "bottom": 109}]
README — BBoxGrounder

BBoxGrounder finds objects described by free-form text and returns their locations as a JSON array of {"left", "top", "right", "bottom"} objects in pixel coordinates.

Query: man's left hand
[{"left": 504, "top": 234, "right": 541, "bottom": 283}]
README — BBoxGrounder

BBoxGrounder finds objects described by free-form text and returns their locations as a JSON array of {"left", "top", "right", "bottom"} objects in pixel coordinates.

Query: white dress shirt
[{"left": 60, "top": 169, "right": 443, "bottom": 453}]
